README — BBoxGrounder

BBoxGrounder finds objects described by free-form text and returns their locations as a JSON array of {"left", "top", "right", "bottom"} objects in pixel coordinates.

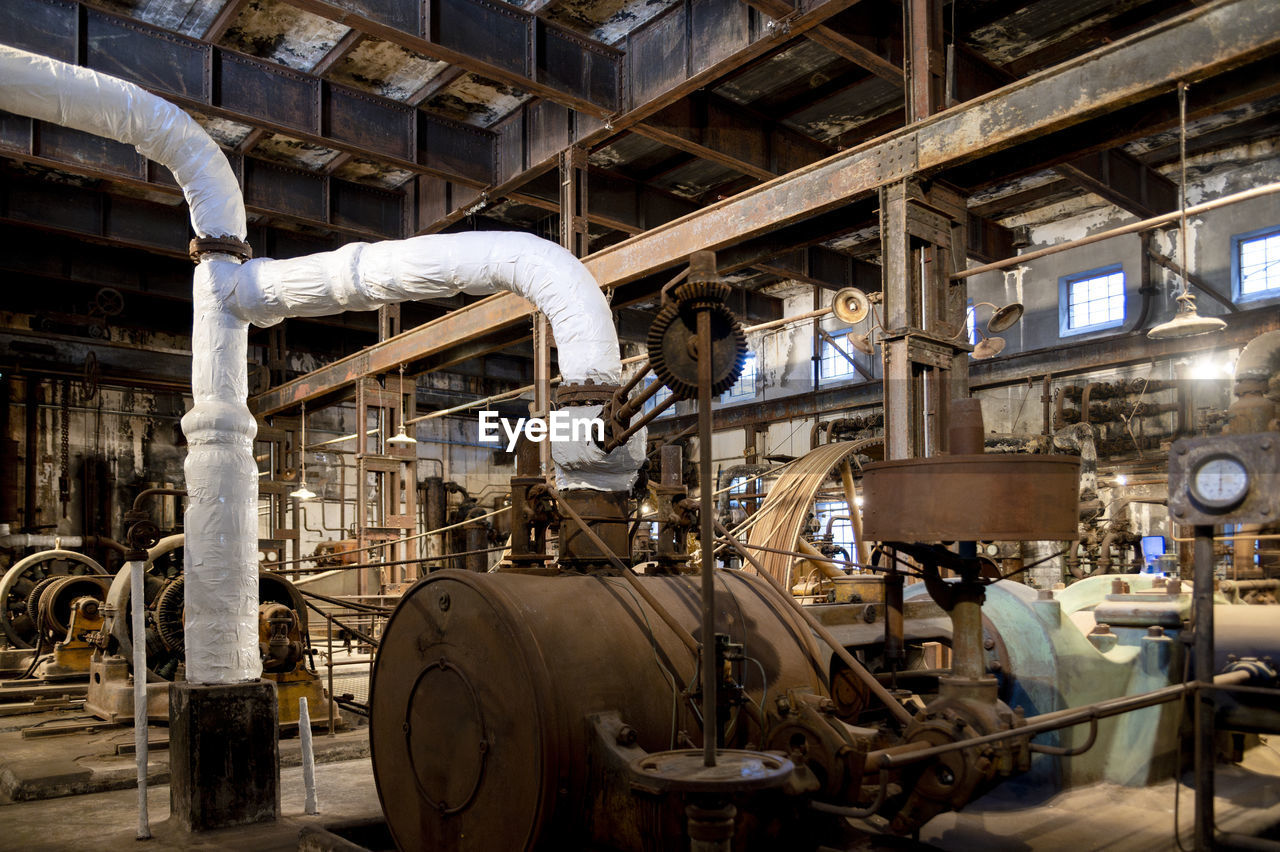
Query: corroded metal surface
[
  {"left": 860, "top": 455, "right": 1081, "bottom": 541},
  {"left": 370, "top": 569, "right": 825, "bottom": 851}
]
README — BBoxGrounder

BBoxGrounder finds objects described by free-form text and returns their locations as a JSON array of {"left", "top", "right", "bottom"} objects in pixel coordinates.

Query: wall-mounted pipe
[{"left": 0, "top": 46, "right": 643, "bottom": 683}]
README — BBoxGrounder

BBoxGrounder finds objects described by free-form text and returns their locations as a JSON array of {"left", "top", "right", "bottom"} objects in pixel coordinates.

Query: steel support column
[{"left": 879, "top": 180, "right": 969, "bottom": 460}]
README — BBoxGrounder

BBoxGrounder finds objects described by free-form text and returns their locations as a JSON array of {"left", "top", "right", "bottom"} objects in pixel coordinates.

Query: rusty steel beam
[
  {"left": 647, "top": 305, "right": 1280, "bottom": 435},
  {"left": 252, "top": 0, "right": 1280, "bottom": 413},
  {"left": 415, "top": 0, "right": 868, "bottom": 234},
  {"left": 277, "top": 0, "right": 621, "bottom": 114},
  {"left": 634, "top": 92, "right": 836, "bottom": 181},
  {"left": 582, "top": 0, "right": 1280, "bottom": 289},
  {"left": 736, "top": 0, "right": 903, "bottom": 85},
  {"left": 806, "top": 28, "right": 904, "bottom": 86},
  {"left": 0, "top": 0, "right": 499, "bottom": 188},
  {"left": 1054, "top": 147, "right": 1180, "bottom": 219},
  {"left": 250, "top": 293, "right": 534, "bottom": 415}
]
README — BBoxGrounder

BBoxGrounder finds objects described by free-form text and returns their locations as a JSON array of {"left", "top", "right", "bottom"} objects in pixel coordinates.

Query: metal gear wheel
[
  {"left": 646, "top": 300, "right": 748, "bottom": 401},
  {"left": 671, "top": 278, "right": 732, "bottom": 310}
]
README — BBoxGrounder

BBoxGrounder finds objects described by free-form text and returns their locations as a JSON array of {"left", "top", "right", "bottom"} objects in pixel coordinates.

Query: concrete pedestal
[{"left": 170, "top": 679, "right": 280, "bottom": 832}]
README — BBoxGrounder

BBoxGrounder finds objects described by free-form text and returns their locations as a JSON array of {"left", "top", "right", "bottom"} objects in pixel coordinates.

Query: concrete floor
[
  {"left": 2, "top": 739, "right": 1277, "bottom": 851},
  {"left": 921, "top": 755, "right": 1280, "bottom": 850},
  {"left": 0, "top": 754, "right": 384, "bottom": 852}
]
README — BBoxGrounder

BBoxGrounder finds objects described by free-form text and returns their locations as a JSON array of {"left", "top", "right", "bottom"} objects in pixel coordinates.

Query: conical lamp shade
[
  {"left": 387, "top": 422, "right": 417, "bottom": 445},
  {"left": 1147, "top": 295, "right": 1226, "bottom": 340},
  {"left": 973, "top": 335, "right": 1006, "bottom": 359},
  {"left": 289, "top": 483, "right": 317, "bottom": 500}
]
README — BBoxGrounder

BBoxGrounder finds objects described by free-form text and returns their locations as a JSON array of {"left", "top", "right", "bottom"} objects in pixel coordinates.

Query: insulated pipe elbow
[
  {"left": 0, "top": 46, "right": 245, "bottom": 240},
  {"left": 220, "top": 232, "right": 646, "bottom": 491},
  {"left": 224, "top": 233, "right": 619, "bottom": 385}
]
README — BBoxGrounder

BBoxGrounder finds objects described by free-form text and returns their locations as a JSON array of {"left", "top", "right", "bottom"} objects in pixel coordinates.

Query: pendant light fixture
[
  {"left": 387, "top": 363, "right": 418, "bottom": 446},
  {"left": 289, "top": 400, "right": 316, "bottom": 501},
  {"left": 1148, "top": 82, "right": 1226, "bottom": 340}
]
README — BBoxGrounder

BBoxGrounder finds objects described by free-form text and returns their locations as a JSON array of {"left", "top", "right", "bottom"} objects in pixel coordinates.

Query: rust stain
[
  {"left": 329, "top": 38, "right": 449, "bottom": 102},
  {"left": 220, "top": 0, "right": 350, "bottom": 72},
  {"left": 254, "top": 132, "right": 343, "bottom": 170}
]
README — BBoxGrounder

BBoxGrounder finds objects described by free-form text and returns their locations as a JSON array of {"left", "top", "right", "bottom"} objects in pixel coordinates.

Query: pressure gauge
[{"left": 1188, "top": 453, "right": 1250, "bottom": 511}]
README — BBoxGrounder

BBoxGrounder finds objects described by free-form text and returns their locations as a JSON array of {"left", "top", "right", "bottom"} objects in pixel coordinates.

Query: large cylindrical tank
[{"left": 370, "top": 569, "right": 828, "bottom": 851}]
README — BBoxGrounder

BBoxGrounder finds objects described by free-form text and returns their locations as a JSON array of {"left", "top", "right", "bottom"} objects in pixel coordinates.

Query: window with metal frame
[
  {"left": 721, "top": 352, "right": 758, "bottom": 401},
  {"left": 1060, "top": 264, "right": 1125, "bottom": 336},
  {"left": 1233, "top": 224, "right": 1280, "bottom": 302},
  {"left": 819, "top": 331, "right": 860, "bottom": 384}
]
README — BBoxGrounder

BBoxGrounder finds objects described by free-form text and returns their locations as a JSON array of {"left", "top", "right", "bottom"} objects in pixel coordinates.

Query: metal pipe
[
  {"left": 299, "top": 697, "right": 318, "bottom": 815},
  {"left": 0, "top": 533, "right": 84, "bottom": 548},
  {"left": 838, "top": 460, "right": 870, "bottom": 567},
  {"left": 1194, "top": 524, "right": 1216, "bottom": 851},
  {"left": 952, "top": 182, "right": 1280, "bottom": 281},
  {"left": 129, "top": 559, "right": 151, "bottom": 839},
  {"left": 867, "top": 682, "right": 1193, "bottom": 769},
  {"left": 325, "top": 607, "right": 336, "bottom": 739}
]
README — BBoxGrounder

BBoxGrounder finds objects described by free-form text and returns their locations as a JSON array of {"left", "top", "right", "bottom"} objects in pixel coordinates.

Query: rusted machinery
[
  {"left": 370, "top": 256, "right": 1280, "bottom": 852},
  {"left": 0, "top": 549, "right": 108, "bottom": 650},
  {"left": 85, "top": 534, "right": 337, "bottom": 728}
]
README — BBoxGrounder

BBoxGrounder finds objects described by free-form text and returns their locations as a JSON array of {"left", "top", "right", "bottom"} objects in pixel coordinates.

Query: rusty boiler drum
[{"left": 370, "top": 569, "right": 828, "bottom": 852}]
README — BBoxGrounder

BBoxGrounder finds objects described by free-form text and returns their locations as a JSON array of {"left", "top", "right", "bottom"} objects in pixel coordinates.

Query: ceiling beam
[
  {"left": 737, "top": 0, "right": 903, "bottom": 85},
  {"left": 583, "top": 0, "right": 1280, "bottom": 288},
  {"left": 1053, "top": 147, "right": 1180, "bottom": 219},
  {"left": 250, "top": 0, "right": 1280, "bottom": 415},
  {"left": 0, "top": 1, "right": 499, "bottom": 188},
  {"left": 414, "top": 0, "right": 867, "bottom": 234},
  {"left": 276, "top": 0, "right": 621, "bottom": 114},
  {"left": 634, "top": 92, "right": 836, "bottom": 181}
]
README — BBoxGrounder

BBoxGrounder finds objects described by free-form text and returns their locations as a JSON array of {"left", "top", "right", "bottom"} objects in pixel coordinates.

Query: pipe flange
[
  {"left": 189, "top": 235, "right": 252, "bottom": 263},
  {"left": 556, "top": 381, "right": 619, "bottom": 407}
]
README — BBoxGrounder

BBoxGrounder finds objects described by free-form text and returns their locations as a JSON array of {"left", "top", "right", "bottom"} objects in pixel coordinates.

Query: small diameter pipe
[
  {"left": 952, "top": 182, "right": 1280, "bottom": 281},
  {"left": 129, "top": 559, "right": 151, "bottom": 840},
  {"left": 714, "top": 519, "right": 914, "bottom": 728},
  {"left": 299, "top": 697, "right": 318, "bottom": 815},
  {"left": 326, "top": 615, "right": 336, "bottom": 740}
]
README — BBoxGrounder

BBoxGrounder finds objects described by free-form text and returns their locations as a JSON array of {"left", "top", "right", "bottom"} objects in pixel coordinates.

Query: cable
[{"left": 600, "top": 576, "right": 684, "bottom": 749}]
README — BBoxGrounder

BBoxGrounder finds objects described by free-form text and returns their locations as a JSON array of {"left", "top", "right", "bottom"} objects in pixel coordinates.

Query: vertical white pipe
[
  {"left": 129, "top": 560, "right": 151, "bottom": 840},
  {"left": 182, "top": 258, "right": 261, "bottom": 684},
  {"left": 299, "top": 697, "right": 318, "bottom": 815}
]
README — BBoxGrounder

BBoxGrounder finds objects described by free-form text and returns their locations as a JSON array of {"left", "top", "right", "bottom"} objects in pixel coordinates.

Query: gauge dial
[{"left": 1189, "top": 454, "right": 1250, "bottom": 511}]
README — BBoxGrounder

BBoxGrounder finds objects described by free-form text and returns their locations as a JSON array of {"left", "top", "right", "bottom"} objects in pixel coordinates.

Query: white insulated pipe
[
  {"left": 0, "top": 46, "right": 644, "bottom": 684},
  {"left": 0, "top": 45, "right": 257, "bottom": 685},
  {"left": 129, "top": 561, "right": 152, "bottom": 839},
  {"left": 218, "top": 232, "right": 645, "bottom": 491}
]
